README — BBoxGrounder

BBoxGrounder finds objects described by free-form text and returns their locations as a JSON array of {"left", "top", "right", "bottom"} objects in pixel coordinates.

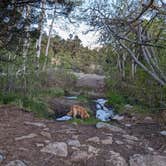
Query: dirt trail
[{"left": 0, "top": 105, "right": 166, "bottom": 166}]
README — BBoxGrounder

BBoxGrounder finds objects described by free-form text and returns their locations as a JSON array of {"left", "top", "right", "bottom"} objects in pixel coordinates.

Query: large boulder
[{"left": 49, "top": 97, "right": 81, "bottom": 118}]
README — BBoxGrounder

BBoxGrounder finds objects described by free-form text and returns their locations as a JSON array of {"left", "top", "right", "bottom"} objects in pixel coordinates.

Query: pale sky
[
  {"left": 44, "top": 0, "right": 101, "bottom": 49},
  {"left": 44, "top": 16, "right": 100, "bottom": 49}
]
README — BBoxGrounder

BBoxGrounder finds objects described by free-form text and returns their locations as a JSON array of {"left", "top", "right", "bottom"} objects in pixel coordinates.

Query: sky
[{"left": 44, "top": 0, "right": 101, "bottom": 49}]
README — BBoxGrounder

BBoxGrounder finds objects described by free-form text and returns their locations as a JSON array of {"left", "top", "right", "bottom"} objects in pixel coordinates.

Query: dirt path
[{"left": 0, "top": 106, "right": 166, "bottom": 166}]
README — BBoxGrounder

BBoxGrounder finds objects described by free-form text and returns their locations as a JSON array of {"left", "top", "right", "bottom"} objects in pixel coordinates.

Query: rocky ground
[{"left": 0, "top": 105, "right": 166, "bottom": 166}]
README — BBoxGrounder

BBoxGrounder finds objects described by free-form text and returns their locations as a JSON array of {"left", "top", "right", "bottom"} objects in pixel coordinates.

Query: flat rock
[
  {"left": 15, "top": 133, "right": 37, "bottom": 141},
  {"left": 129, "top": 154, "right": 166, "bottom": 166},
  {"left": 67, "top": 139, "right": 81, "bottom": 147},
  {"left": 122, "top": 134, "right": 139, "bottom": 141},
  {"left": 41, "top": 142, "right": 68, "bottom": 157},
  {"left": 96, "top": 122, "right": 125, "bottom": 133},
  {"left": 115, "top": 140, "right": 124, "bottom": 145},
  {"left": 40, "top": 131, "right": 51, "bottom": 139},
  {"left": 101, "top": 137, "right": 113, "bottom": 145},
  {"left": 86, "top": 136, "right": 100, "bottom": 144},
  {"left": 5, "top": 160, "right": 27, "bottom": 166},
  {"left": 70, "top": 151, "right": 90, "bottom": 162},
  {"left": 24, "top": 121, "right": 46, "bottom": 127},
  {"left": 106, "top": 151, "right": 128, "bottom": 166}
]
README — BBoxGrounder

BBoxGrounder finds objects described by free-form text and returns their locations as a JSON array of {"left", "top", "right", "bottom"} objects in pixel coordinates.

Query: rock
[
  {"left": 67, "top": 139, "right": 81, "bottom": 147},
  {"left": 5, "top": 160, "right": 27, "bottom": 166},
  {"left": 70, "top": 151, "right": 90, "bottom": 162},
  {"left": 49, "top": 98, "right": 81, "bottom": 118},
  {"left": 88, "top": 145, "right": 100, "bottom": 155},
  {"left": 44, "top": 140, "right": 51, "bottom": 144},
  {"left": 71, "top": 135, "right": 79, "bottom": 139},
  {"left": 36, "top": 143, "right": 44, "bottom": 147},
  {"left": 112, "top": 115, "right": 124, "bottom": 121},
  {"left": 129, "top": 154, "right": 166, "bottom": 166},
  {"left": 122, "top": 134, "right": 139, "bottom": 141},
  {"left": 72, "top": 122, "right": 78, "bottom": 126},
  {"left": 15, "top": 133, "right": 37, "bottom": 141},
  {"left": 148, "top": 147, "right": 154, "bottom": 152},
  {"left": 24, "top": 121, "right": 46, "bottom": 127},
  {"left": 96, "top": 122, "right": 125, "bottom": 133},
  {"left": 87, "top": 136, "right": 100, "bottom": 144},
  {"left": 125, "top": 124, "right": 132, "bottom": 127},
  {"left": 115, "top": 140, "right": 124, "bottom": 145},
  {"left": 0, "top": 152, "right": 5, "bottom": 163},
  {"left": 101, "top": 137, "right": 113, "bottom": 145},
  {"left": 124, "top": 104, "right": 133, "bottom": 110},
  {"left": 40, "top": 131, "right": 51, "bottom": 139},
  {"left": 106, "top": 151, "right": 128, "bottom": 166},
  {"left": 144, "top": 116, "right": 153, "bottom": 122},
  {"left": 41, "top": 142, "right": 68, "bottom": 157},
  {"left": 160, "top": 131, "right": 166, "bottom": 136},
  {"left": 43, "top": 128, "right": 50, "bottom": 131}
]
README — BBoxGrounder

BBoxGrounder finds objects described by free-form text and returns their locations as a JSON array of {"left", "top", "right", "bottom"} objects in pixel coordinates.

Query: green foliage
[
  {"left": 107, "top": 92, "right": 125, "bottom": 106},
  {"left": 37, "top": 87, "right": 65, "bottom": 98},
  {"left": 0, "top": 91, "right": 52, "bottom": 118}
]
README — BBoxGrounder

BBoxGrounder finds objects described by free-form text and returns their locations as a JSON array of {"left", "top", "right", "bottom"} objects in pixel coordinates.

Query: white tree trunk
[
  {"left": 36, "top": 0, "right": 46, "bottom": 68},
  {"left": 43, "top": 6, "right": 56, "bottom": 70}
]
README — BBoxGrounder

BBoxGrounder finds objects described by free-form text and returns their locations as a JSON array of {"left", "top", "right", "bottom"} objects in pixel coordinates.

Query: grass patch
[{"left": 0, "top": 91, "right": 53, "bottom": 118}]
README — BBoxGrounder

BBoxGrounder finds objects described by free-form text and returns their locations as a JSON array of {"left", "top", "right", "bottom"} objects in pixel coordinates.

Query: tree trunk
[
  {"left": 36, "top": 0, "right": 46, "bottom": 69},
  {"left": 43, "top": 6, "right": 56, "bottom": 70}
]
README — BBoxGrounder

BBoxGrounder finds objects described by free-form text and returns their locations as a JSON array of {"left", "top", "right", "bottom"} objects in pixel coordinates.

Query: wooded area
[{"left": 0, "top": 0, "right": 166, "bottom": 114}]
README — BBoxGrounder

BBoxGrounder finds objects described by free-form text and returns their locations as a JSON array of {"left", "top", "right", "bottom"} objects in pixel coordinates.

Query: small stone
[
  {"left": 101, "top": 137, "right": 113, "bottom": 145},
  {"left": 44, "top": 140, "right": 50, "bottom": 144},
  {"left": 15, "top": 133, "right": 37, "bottom": 141},
  {"left": 43, "top": 128, "right": 50, "bottom": 131},
  {"left": 132, "top": 117, "right": 137, "bottom": 121},
  {"left": 125, "top": 124, "right": 132, "bottom": 127},
  {"left": 124, "top": 104, "right": 133, "bottom": 110},
  {"left": 148, "top": 147, "right": 154, "bottom": 152},
  {"left": 40, "top": 131, "right": 51, "bottom": 139},
  {"left": 72, "top": 122, "right": 78, "bottom": 126},
  {"left": 72, "top": 135, "right": 79, "bottom": 139},
  {"left": 115, "top": 140, "right": 124, "bottom": 145},
  {"left": 88, "top": 145, "right": 100, "bottom": 155},
  {"left": 160, "top": 131, "right": 166, "bottom": 136},
  {"left": 41, "top": 142, "right": 68, "bottom": 157},
  {"left": 87, "top": 136, "right": 100, "bottom": 144},
  {"left": 24, "top": 121, "right": 46, "bottom": 127},
  {"left": 71, "top": 151, "right": 90, "bottom": 162},
  {"left": 112, "top": 115, "right": 124, "bottom": 121},
  {"left": 122, "top": 134, "right": 139, "bottom": 141},
  {"left": 36, "top": 143, "right": 44, "bottom": 147},
  {"left": 5, "top": 160, "right": 27, "bottom": 166},
  {"left": 106, "top": 151, "right": 128, "bottom": 166},
  {"left": 144, "top": 116, "right": 153, "bottom": 122},
  {"left": 67, "top": 139, "right": 81, "bottom": 147}
]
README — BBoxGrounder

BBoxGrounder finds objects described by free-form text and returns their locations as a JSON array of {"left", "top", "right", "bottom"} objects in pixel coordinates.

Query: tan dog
[{"left": 67, "top": 105, "right": 90, "bottom": 119}]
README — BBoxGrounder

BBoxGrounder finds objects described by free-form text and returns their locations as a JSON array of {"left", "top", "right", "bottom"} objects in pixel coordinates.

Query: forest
[{"left": 0, "top": 0, "right": 166, "bottom": 166}]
